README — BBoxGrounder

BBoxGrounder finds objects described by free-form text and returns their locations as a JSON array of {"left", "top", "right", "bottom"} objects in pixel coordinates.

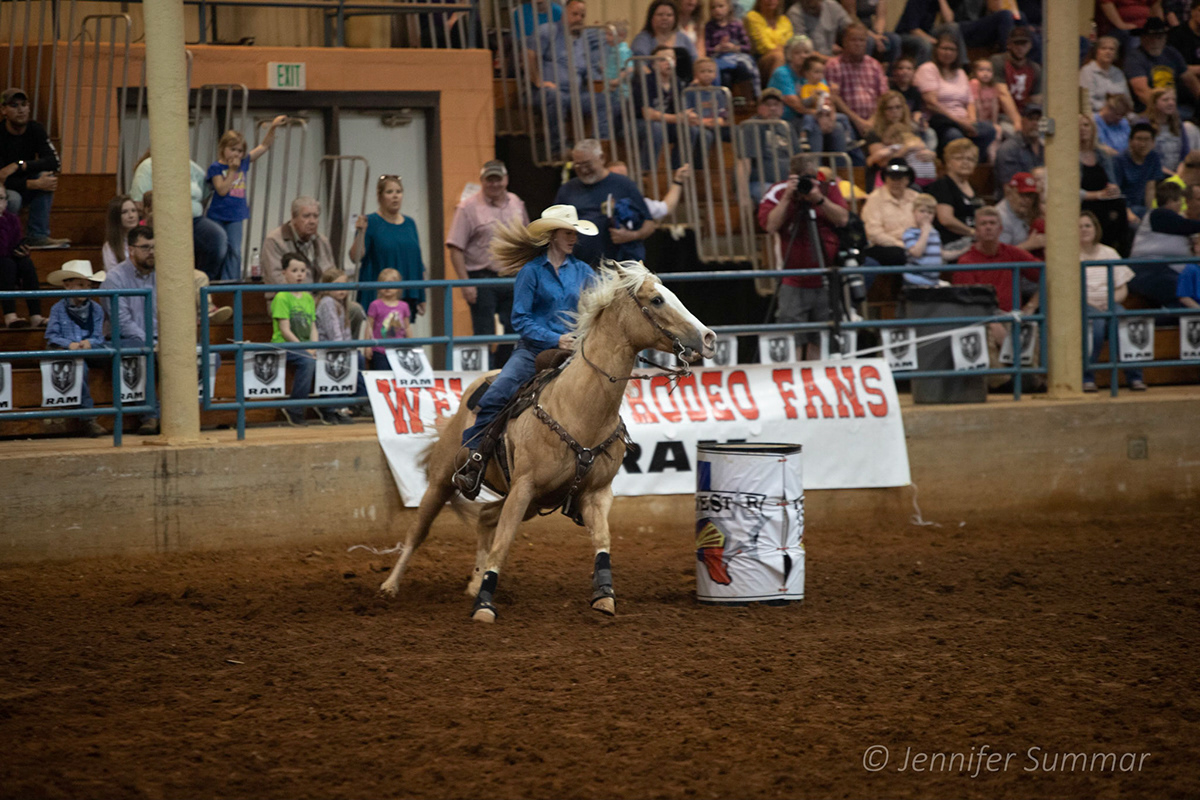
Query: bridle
[{"left": 579, "top": 283, "right": 695, "bottom": 388}]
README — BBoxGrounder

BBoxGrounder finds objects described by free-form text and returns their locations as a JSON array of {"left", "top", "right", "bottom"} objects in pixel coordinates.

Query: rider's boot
[{"left": 452, "top": 450, "right": 486, "bottom": 499}]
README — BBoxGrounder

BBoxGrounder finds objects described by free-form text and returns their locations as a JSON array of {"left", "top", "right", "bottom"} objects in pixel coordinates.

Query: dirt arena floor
[{"left": 2, "top": 506, "right": 1199, "bottom": 800}]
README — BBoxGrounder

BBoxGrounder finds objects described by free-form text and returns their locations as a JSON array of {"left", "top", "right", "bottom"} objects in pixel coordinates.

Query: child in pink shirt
[{"left": 366, "top": 267, "right": 410, "bottom": 370}]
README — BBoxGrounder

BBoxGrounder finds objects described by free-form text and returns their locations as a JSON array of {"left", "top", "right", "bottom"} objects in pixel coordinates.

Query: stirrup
[{"left": 452, "top": 451, "right": 486, "bottom": 499}]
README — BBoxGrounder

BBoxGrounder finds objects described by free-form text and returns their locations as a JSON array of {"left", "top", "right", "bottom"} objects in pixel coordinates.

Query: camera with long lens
[{"left": 793, "top": 174, "right": 815, "bottom": 196}]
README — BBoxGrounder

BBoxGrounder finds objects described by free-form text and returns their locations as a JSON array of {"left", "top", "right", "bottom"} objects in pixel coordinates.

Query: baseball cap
[
  {"left": 480, "top": 159, "right": 507, "bottom": 179},
  {"left": 1, "top": 88, "right": 28, "bottom": 105},
  {"left": 1008, "top": 172, "right": 1038, "bottom": 194},
  {"left": 1008, "top": 26, "right": 1033, "bottom": 43},
  {"left": 760, "top": 87, "right": 784, "bottom": 103}
]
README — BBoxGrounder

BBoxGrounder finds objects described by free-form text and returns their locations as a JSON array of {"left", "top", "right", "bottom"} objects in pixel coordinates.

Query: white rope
[
  {"left": 909, "top": 483, "right": 940, "bottom": 528},
  {"left": 836, "top": 310, "right": 1023, "bottom": 360},
  {"left": 347, "top": 542, "right": 407, "bottom": 555}
]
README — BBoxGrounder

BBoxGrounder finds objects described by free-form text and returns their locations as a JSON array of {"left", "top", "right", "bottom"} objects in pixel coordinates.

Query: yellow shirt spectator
[{"left": 743, "top": 10, "right": 793, "bottom": 57}]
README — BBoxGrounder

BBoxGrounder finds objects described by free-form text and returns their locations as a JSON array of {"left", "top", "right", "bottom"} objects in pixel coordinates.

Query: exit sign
[{"left": 268, "top": 62, "right": 306, "bottom": 91}]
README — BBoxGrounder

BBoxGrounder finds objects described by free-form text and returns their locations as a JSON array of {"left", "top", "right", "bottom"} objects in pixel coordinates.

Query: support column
[
  {"left": 1044, "top": 0, "right": 1083, "bottom": 397},
  {"left": 143, "top": 0, "right": 201, "bottom": 442}
]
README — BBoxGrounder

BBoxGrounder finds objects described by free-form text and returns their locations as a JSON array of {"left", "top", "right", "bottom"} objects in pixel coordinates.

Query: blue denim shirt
[
  {"left": 44, "top": 299, "right": 106, "bottom": 349},
  {"left": 511, "top": 253, "right": 593, "bottom": 351}
]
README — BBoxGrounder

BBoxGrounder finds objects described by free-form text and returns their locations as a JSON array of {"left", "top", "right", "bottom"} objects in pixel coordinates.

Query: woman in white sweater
[
  {"left": 1079, "top": 37, "right": 1132, "bottom": 114},
  {"left": 1080, "top": 210, "right": 1145, "bottom": 392}
]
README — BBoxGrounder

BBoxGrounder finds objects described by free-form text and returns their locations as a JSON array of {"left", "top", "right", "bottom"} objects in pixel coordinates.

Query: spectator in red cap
[
  {"left": 996, "top": 172, "right": 1043, "bottom": 255},
  {"left": 0, "top": 87, "right": 69, "bottom": 249}
]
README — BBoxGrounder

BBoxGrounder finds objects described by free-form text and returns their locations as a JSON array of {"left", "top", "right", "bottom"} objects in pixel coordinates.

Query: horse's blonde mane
[{"left": 569, "top": 259, "right": 656, "bottom": 347}]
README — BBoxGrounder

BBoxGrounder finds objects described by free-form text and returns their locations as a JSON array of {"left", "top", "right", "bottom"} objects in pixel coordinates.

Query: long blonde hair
[
  {"left": 490, "top": 218, "right": 554, "bottom": 276},
  {"left": 870, "top": 90, "right": 913, "bottom": 137},
  {"left": 1148, "top": 87, "right": 1181, "bottom": 138}
]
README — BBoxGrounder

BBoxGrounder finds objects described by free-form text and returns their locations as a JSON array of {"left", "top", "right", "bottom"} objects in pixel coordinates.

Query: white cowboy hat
[
  {"left": 47, "top": 259, "right": 105, "bottom": 286},
  {"left": 528, "top": 204, "right": 599, "bottom": 238}
]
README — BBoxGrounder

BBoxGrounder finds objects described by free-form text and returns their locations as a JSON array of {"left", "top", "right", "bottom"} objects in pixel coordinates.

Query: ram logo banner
[
  {"left": 885, "top": 327, "right": 917, "bottom": 372},
  {"left": 245, "top": 351, "right": 286, "bottom": 398},
  {"left": 120, "top": 356, "right": 146, "bottom": 403},
  {"left": 315, "top": 349, "right": 358, "bottom": 396},
  {"left": 0, "top": 361, "right": 11, "bottom": 410},
  {"left": 999, "top": 322, "right": 1038, "bottom": 366},
  {"left": 365, "top": 362, "right": 911, "bottom": 506},
  {"left": 703, "top": 335, "right": 738, "bottom": 368},
  {"left": 1181, "top": 319, "right": 1200, "bottom": 360},
  {"left": 41, "top": 358, "right": 83, "bottom": 407},
  {"left": 758, "top": 334, "right": 794, "bottom": 364},
  {"left": 821, "top": 329, "right": 857, "bottom": 360},
  {"left": 1118, "top": 317, "right": 1155, "bottom": 362},
  {"left": 452, "top": 345, "right": 484, "bottom": 372},
  {"left": 385, "top": 346, "right": 434, "bottom": 387},
  {"left": 952, "top": 326, "right": 988, "bottom": 371}
]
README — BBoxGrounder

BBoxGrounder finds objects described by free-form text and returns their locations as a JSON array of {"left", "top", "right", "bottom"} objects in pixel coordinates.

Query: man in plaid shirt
[{"left": 824, "top": 22, "right": 888, "bottom": 137}]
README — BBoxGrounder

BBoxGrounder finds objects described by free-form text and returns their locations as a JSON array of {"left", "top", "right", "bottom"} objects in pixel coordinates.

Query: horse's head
[{"left": 606, "top": 259, "right": 715, "bottom": 362}]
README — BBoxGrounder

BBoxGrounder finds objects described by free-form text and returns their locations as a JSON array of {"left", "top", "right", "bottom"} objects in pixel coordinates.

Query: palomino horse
[{"left": 379, "top": 260, "right": 715, "bottom": 622}]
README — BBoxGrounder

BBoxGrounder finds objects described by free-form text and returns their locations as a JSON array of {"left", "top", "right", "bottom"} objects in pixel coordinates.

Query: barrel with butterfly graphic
[{"left": 694, "top": 443, "right": 804, "bottom": 605}]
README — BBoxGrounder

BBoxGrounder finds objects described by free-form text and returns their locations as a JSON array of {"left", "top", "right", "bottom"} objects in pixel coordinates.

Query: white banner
[
  {"left": 365, "top": 361, "right": 911, "bottom": 507},
  {"left": 703, "top": 335, "right": 738, "bottom": 368},
  {"left": 0, "top": 361, "right": 11, "bottom": 410},
  {"left": 1118, "top": 317, "right": 1155, "bottom": 362},
  {"left": 758, "top": 334, "right": 794, "bottom": 364},
  {"left": 197, "top": 350, "right": 218, "bottom": 400},
  {"left": 119, "top": 356, "right": 146, "bottom": 404},
  {"left": 1180, "top": 318, "right": 1200, "bottom": 360},
  {"left": 951, "top": 326, "right": 989, "bottom": 371},
  {"left": 314, "top": 349, "right": 359, "bottom": 396},
  {"left": 42, "top": 358, "right": 84, "bottom": 407},
  {"left": 244, "top": 351, "right": 286, "bottom": 398},
  {"left": 821, "top": 330, "right": 857, "bottom": 360},
  {"left": 883, "top": 327, "right": 917, "bottom": 372},
  {"left": 385, "top": 346, "right": 434, "bottom": 387},
  {"left": 998, "top": 322, "right": 1037, "bottom": 366},
  {"left": 452, "top": 344, "right": 486, "bottom": 373}
]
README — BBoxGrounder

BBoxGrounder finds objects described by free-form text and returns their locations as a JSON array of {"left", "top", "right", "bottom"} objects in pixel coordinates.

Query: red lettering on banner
[
  {"left": 825, "top": 366, "right": 865, "bottom": 418},
  {"left": 772, "top": 368, "right": 800, "bottom": 419},
  {"left": 376, "top": 378, "right": 425, "bottom": 434},
  {"left": 650, "top": 376, "right": 682, "bottom": 423},
  {"left": 700, "top": 371, "right": 734, "bottom": 421},
  {"left": 624, "top": 380, "right": 659, "bottom": 424},
  {"left": 727, "top": 370, "right": 760, "bottom": 420},
  {"left": 859, "top": 365, "right": 889, "bottom": 417},
  {"left": 448, "top": 377, "right": 463, "bottom": 402},
  {"left": 674, "top": 375, "right": 709, "bottom": 422},
  {"left": 800, "top": 367, "right": 834, "bottom": 419},
  {"left": 429, "top": 379, "right": 452, "bottom": 418}
]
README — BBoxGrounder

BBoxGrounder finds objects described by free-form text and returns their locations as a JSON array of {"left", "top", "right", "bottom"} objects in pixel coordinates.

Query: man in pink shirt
[
  {"left": 824, "top": 22, "right": 889, "bottom": 138},
  {"left": 446, "top": 159, "right": 530, "bottom": 368}
]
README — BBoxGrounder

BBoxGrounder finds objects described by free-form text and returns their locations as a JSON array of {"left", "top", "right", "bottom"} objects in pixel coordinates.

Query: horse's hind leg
[
  {"left": 466, "top": 501, "right": 502, "bottom": 597},
  {"left": 579, "top": 486, "right": 617, "bottom": 616},
  {"left": 379, "top": 457, "right": 458, "bottom": 597},
  {"left": 472, "top": 476, "right": 536, "bottom": 623}
]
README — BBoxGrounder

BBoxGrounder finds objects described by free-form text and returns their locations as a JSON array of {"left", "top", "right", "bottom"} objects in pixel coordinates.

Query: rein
[{"left": 578, "top": 286, "right": 694, "bottom": 389}]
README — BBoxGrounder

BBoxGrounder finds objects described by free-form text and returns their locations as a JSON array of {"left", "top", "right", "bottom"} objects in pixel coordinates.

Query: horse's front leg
[
  {"left": 472, "top": 476, "right": 536, "bottom": 623},
  {"left": 579, "top": 486, "right": 616, "bottom": 616}
]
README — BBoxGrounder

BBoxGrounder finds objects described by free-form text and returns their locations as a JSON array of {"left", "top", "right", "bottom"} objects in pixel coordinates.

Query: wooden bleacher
[{"left": 0, "top": 174, "right": 288, "bottom": 438}]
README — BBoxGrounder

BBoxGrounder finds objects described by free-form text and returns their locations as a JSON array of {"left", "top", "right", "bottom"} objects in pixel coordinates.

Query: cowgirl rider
[{"left": 453, "top": 204, "right": 599, "bottom": 494}]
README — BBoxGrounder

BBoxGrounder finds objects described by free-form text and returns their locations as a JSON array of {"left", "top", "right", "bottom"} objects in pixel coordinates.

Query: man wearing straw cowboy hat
[
  {"left": 44, "top": 260, "right": 107, "bottom": 437},
  {"left": 453, "top": 204, "right": 598, "bottom": 495}
]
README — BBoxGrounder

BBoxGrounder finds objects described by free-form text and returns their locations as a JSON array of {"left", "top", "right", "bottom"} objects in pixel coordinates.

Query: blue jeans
[
  {"left": 537, "top": 85, "right": 613, "bottom": 156},
  {"left": 637, "top": 118, "right": 704, "bottom": 170},
  {"left": 930, "top": 116, "right": 997, "bottom": 161},
  {"left": 213, "top": 217, "right": 243, "bottom": 281},
  {"left": 1085, "top": 317, "right": 1144, "bottom": 384},
  {"left": 796, "top": 114, "right": 852, "bottom": 157},
  {"left": 460, "top": 344, "right": 539, "bottom": 446},
  {"left": 7, "top": 187, "right": 52, "bottom": 239},
  {"left": 952, "top": 12, "right": 1015, "bottom": 61},
  {"left": 287, "top": 350, "right": 315, "bottom": 412},
  {"left": 714, "top": 52, "right": 761, "bottom": 94},
  {"left": 193, "top": 215, "right": 229, "bottom": 280}
]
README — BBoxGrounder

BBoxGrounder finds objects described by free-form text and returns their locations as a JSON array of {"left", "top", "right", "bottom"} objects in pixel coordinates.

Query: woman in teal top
[{"left": 350, "top": 175, "right": 426, "bottom": 313}]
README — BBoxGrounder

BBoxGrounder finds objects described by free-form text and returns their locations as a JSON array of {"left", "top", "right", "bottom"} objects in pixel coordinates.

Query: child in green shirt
[{"left": 271, "top": 252, "right": 320, "bottom": 426}]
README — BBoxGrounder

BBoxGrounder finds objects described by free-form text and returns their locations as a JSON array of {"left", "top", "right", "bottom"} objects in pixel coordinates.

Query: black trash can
[{"left": 901, "top": 285, "right": 997, "bottom": 404}]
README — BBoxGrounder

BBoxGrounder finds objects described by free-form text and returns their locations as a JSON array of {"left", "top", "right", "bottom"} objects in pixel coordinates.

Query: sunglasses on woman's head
[{"left": 378, "top": 174, "right": 403, "bottom": 190}]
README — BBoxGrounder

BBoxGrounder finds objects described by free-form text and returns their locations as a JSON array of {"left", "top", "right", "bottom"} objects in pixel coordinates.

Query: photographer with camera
[{"left": 758, "top": 153, "right": 849, "bottom": 360}]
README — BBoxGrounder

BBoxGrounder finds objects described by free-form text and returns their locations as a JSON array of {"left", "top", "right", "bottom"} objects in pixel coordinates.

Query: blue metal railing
[
  {"left": 0, "top": 287, "right": 157, "bottom": 446},
  {"left": 1080, "top": 257, "right": 1200, "bottom": 397},
  {"left": 200, "top": 262, "right": 1048, "bottom": 439}
]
